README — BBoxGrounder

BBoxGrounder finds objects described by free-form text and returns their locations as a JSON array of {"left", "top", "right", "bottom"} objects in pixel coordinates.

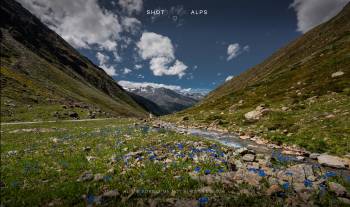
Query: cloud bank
[
  {"left": 118, "top": 81, "right": 210, "bottom": 94},
  {"left": 18, "top": 0, "right": 123, "bottom": 51},
  {"left": 291, "top": 0, "right": 349, "bottom": 33},
  {"left": 119, "top": 80, "right": 182, "bottom": 91},
  {"left": 137, "top": 32, "right": 188, "bottom": 78}
]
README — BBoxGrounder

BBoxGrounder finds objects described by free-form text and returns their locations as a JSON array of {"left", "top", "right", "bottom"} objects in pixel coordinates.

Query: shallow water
[{"left": 160, "top": 124, "right": 272, "bottom": 154}]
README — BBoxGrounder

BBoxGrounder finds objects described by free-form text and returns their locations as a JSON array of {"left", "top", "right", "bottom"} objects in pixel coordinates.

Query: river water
[{"left": 159, "top": 123, "right": 272, "bottom": 154}]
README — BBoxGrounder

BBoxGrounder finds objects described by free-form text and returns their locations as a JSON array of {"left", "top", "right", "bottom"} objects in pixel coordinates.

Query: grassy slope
[
  {"left": 167, "top": 4, "right": 350, "bottom": 155},
  {"left": 0, "top": 0, "right": 146, "bottom": 122}
]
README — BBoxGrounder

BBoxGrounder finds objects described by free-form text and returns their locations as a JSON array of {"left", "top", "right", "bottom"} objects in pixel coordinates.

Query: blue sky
[
  {"left": 92, "top": 0, "right": 299, "bottom": 90},
  {"left": 17, "top": 0, "right": 350, "bottom": 92}
]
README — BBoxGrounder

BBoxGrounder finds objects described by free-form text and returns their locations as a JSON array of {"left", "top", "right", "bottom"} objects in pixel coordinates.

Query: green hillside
[
  {"left": 167, "top": 3, "right": 350, "bottom": 155},
  {"left": 0, "top": 0, "right": 147, "bottom": 122}
]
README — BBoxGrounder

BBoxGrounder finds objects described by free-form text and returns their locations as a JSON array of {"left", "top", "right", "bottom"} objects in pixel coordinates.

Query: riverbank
[
  {"left": 164, "top": 91, "right": 350, "bottom": 156},
  {"left": 154, "top": 120, "right": 349, "bottom": 165}
]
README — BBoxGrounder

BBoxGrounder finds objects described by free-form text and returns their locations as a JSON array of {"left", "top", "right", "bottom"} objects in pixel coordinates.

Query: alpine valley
[{"left": 1, "top": 0, "right": 350, "bottom": 207}]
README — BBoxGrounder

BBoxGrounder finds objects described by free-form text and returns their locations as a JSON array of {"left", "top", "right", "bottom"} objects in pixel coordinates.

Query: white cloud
[
  {"left": 137, "top": 32, "right": 175, "bottom": 60},
  {"left": 96, "top": 52, "right": 117, "bottom": 76},
  {"left": 100, "top": 65, "right": 117, "bottom": 76},
  {"left": 119, "top": 80, "right": 182, "bottom": 91},
  {"left": 291, "top": 0, "right": 349, "bottom": 33},
  {"left": 225, "top": 75, "right": 234, "bottom": 82},
  {"left": 123, "top": 68, "right": 132, "bottom": 74},
  {"left": 121, "top": 17, "right": 141, "bottom": 35},
  {"left": 149, "top": 58, "right": 187, "bottom": 78},
  {"left": 226, "top": 43, "right": 249, "bottom": 61},
  {"left": 118, "top": 80, "right": 210, "bottom": 94},
  {"left": 96, "top": 52, "right": 109, "bottom": 65},
  {"left": 227, "top": 43, "right": 240, "bottom": 61},
  {"left": 137, "top": 32, "right": 188, "bottom": 78},
  {"left": 134, "top": 64, "right": 142, "bottom": 70},
  {"left": 18, "top": 0, "right": 122, "bottom": 51},
  {"left": 118, "top": 0, "right": 143, "bottom": 15}
]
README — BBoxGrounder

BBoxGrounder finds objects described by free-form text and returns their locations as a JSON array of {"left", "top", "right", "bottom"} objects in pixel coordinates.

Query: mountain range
[{"left": 123, "top": 86, "right": 202, "bottom": 115}]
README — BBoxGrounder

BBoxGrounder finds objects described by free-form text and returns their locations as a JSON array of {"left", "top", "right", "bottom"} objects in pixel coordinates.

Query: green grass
[
  {"left": 1, "top": 104, "right": 85, "bottom": 122},
  {"left": 1, "top": 119, "right": 349, "bottom": 206},
  {"left": 0, "top": 119, "right": 275, "bottom": 206}
]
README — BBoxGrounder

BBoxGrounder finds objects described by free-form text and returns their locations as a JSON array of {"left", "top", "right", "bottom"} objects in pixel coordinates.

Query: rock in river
[
  {"left": 242, "top": 154, "right": 255, "bottom": 162},
  {"left": 309, "top": 153, "right": 320, "bottom": 159},
  {"left": 277, "top": 164, "right": 314, "bottom": 183}
]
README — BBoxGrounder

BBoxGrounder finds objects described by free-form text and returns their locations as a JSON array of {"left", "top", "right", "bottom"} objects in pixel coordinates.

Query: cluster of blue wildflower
[
  {"left": 198, "top": 197, "right": 209, "bottom": 206},
  {"left": 282, "top": 182, "right": 290, "bottom": 190},
  {"left": 247, "top": 168, "right": 267, "bottom": 177},
  {"left": 303, "top": 179, "right": 313, "bottom": 187},
  {"left": 120, "top": 140, "right": 230, "bottom": 175},
  {"left": 86, "top": 194, "right": 95, "bottom": 205},
  {"left": 323, "top": 171, "right": 337, "bottom": 178}
]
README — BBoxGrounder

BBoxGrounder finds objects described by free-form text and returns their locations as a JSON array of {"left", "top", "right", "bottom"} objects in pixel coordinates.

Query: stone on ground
[
  {"left": 77, "top": 171, "right": 94, "bottom": 182},
  {"left": 317, "top": 154, "right": 346, "bottom": 168},
  {"left": 328, "top": 182, "right": 348, "bottom": 197},
  {"left": 331, "top": 71, "right": 344, "bottom": 78},
  {"left": 242, "top": 154, "right": 255, "bottom": 162}
]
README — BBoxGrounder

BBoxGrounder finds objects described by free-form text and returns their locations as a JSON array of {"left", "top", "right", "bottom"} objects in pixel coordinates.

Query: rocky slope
[
  {"left": 0, "top": 0, "right": 147, "bottom": 121},
  {"left": 168, "top": 3, "right": 350, "bottom": 155},
  {"left": 127, "top": 92, "right": 166, "bottom": 116}
]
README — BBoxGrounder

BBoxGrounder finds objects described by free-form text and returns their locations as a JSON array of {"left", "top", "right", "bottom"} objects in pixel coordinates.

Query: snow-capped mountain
[{"left": 121, "top": 85, "right": 208, "bottom": 115}]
